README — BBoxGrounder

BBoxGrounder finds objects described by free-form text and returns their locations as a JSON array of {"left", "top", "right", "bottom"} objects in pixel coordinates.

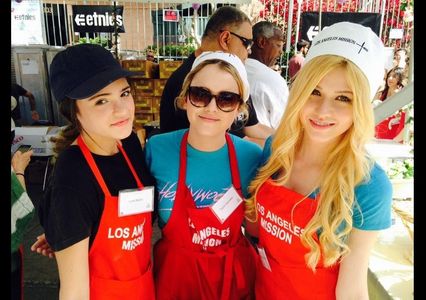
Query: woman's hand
[
  {"left": 31, "top": 234, "right": 55, "bottom": 259},
  {"left": 11, "top": 149, "right": 33, "bottom": 174}
]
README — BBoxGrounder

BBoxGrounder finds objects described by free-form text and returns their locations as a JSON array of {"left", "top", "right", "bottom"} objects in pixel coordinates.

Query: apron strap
[
  {"left": 178, "top": 132, "right": 242, "bottom": 195},
  {"left": 177, "top": 130, "right": 189, "bottom": 192},
  {"left": 77, "top": 135, "right": 144, "bottom": 198},
  {"left": 117, "top": 142, "right": 144, "bottom": 189},
  {"left": 225, "top": 133, "right": 242, "bottom": 195},
  {"left": 78, "top": 136, "right": 112, "bottom": 198}
]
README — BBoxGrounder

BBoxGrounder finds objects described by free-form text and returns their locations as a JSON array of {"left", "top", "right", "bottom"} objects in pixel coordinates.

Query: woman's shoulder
[
  {"left": 355, "top": 162, "right": 392, "bottom": 200},
  {"left": 145, "top": 130, "right": 186, "bottom": 163},
  {"left": 230, "top": 134, "right": 262, "bottom": 153},
  {"left": 369, "top": 162, "right": 391, "bottom": 184},
  {"left": 147, "top": 129, "right": 186, "bottom": 147},
  {"left": 53, "top": 146, "right": 95, "bottom": 183},
  {"left": 230, "top": 134, "right": 263, "bottom": 166},
  {"left": 56, "top": 145, "right": 85, "bottom": 168},
  {"left": 121, "top": 131, "right": 142, "bottom": 150}
]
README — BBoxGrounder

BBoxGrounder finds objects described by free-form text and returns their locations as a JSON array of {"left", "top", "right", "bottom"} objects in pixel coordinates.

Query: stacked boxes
[
  {"left": 121, "top": 60, "right": 159, "bottom": 78},
  {"left": 121, "top": 59, "right": 182, "bottom": 129},
  {"left": 159, "top": 60, "right": 183, "bottom": 79}
]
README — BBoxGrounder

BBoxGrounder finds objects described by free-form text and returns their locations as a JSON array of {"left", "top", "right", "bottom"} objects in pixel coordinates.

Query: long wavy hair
[
  {"left": 175, "top": 59, "right": 248, "bottom": 121},
  {"left": 50, "top": 98, "right": 81, "bottom": 156},
  {"left": 246, "top": 55, "right": 375, "bottom": 271},
  {"left": 380, "top": 67, "right": 405, "bottom": 100}
]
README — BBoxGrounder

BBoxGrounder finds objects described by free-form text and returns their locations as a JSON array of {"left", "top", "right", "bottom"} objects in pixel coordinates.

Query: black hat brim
[{"left": 65, "top": 67, "right": 139, "bottom": 100}]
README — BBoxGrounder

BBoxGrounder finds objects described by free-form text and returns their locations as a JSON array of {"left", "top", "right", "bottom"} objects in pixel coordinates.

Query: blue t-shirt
[
  {"left": 262, "top": 136, "right": 392, "bottom": 231},
  {"left": 145, "top": 129, "right": 263, "bottom": 227}
]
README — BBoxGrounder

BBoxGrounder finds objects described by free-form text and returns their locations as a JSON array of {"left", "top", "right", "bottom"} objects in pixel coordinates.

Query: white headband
[{"left": 192, "top": 51, "right": 250, "bottom": 102}]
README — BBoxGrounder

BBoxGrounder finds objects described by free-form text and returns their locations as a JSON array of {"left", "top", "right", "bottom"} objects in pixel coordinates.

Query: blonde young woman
[
  {"left": 245, "top": 22, "right": 393, "bottom": 299},
  {"left": 145, "top": 51, "right": 262, "bottom": 300}
]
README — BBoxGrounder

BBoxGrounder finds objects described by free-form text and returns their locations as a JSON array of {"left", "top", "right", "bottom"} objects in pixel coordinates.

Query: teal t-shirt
[
  {"left": 262, "top": 136, "right": 393, "bottom": 231},
  {"left": 145, "top": 129, "right": 263, "bottom": 227}
]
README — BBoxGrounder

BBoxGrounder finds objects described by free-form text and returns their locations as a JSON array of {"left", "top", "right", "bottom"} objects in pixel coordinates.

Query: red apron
[
  {"left": 77, "top": 136, "right": 155, "bottom": 300},
  {"left": 375, "top": 111, "right": 406, "bottom": 140},
  {"left": 255, "top": 180, "right": 339, "bottom": 300},
  {"left": 154, "top": 131, "right": 256, "bottom": 300}
]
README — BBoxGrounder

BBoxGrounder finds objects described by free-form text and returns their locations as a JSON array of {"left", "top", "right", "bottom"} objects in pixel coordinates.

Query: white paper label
[
  {"left": 257, "top": 246, "right": 272, "bottom": 272},
  {"left": 118, "top": 186, "right": 154, "bottom": 217},
  {"left": 210, "top": 186, "right": 243, "bottom": 223}
]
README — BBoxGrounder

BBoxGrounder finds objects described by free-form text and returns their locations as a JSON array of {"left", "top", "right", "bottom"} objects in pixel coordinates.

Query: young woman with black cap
[
  {"left": 35, "top": 44, "right": 156, "bottom": 300},
  {"left": 245, "top": 22, "right": 393, "bottom": 299},
  {"left": 145, "top": 51, "right": 262, "bottom": 300}
]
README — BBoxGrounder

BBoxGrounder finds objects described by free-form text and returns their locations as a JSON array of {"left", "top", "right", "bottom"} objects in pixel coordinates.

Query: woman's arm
[
  {"left": 335, "top": 228, "right": 379, "bottom": 300},
  {"left": 244, "top": 218, "right": 259, "bottom": 238},
  {"left": 55, "top": 237, "right": 90, "bottom": 300},
  {"left": 11, "top": 150, "right": 33, "bottom": 189}
]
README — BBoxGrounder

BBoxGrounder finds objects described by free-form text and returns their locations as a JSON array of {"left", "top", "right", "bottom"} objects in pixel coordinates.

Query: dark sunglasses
[
  {"left": 187, "top": 86, "right": 242, "bottom": 112},
  {"left": 220, "top": 30, "right": 254, "bottom": 50}
]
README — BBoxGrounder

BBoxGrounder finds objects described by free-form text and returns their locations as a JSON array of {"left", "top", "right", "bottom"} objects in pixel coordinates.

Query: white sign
[
  {"left": 21, "top": 59, "right": 39, "bottom": 75},
  {"left": 307, "top": 26, "right": 319, "bottom": 41},
  {"left": 389, "top": 28, "right": 404, "bottom": 39},
  {"left": 11, "top": 0, "right": 45, "bottom": 45},
  {"left": 384, "top": 47, "right": 395, "bottom": 71}
]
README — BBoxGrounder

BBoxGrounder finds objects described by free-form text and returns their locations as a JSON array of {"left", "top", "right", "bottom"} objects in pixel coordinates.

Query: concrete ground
[
  {"left": 22, "top": 168, "right": 162, "bottom": 300},
  {"left": 23, "top": 183, "right": 59, "bottom": 300}
]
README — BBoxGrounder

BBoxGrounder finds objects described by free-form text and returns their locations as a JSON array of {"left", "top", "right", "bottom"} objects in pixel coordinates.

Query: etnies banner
[
  {"left": 301, "top": 12, "right": 381, "bottom": 43},
  {"left": 73, "top": 5, "right": 125, "bottom": 33}
]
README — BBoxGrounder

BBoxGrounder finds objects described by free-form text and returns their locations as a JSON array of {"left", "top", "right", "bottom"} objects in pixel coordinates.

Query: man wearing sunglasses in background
[
  {"left": 245, "top": 21, "right": 289, "bottom": 130},
  {"left": 159, "top": 6, "right": 274, "bottom": 145},
  {"left": 146, "top": 49, "right": 157, "bottom": 63}
]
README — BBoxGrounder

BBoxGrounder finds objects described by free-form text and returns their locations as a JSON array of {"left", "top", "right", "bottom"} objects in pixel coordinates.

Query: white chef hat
[{"left": 305, "top": 22, "right": 385, "bottom": 100}]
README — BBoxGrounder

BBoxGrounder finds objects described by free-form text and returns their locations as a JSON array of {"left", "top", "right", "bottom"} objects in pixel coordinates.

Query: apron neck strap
[{"left": 177, "top": 131, "right": 242, "bottom": 194}]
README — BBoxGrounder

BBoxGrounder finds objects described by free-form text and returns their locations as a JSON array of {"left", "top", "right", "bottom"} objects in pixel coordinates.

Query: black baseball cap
[{"left": 50, "top": 43, "right": 137, "bottom": 102}]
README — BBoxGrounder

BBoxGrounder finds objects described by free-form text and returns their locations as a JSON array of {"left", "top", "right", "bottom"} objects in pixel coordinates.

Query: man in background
[
  {"left": 288, "top": 39, "right": 309, "bottom": 79},
  {"left": 245, "top": 21, "right": 289, "bottom": 129},
  {"left": 393, "top": 48, "right": 407, "bottom": 69},
  {"left": 159, "top": 6, "right": 274, "bottom": 142},
  {"left": 11, "top": 83, "right": 40, "bottom": 126},
  {"left": 146, "top": 49, "right": 157, "bottom": 62}
]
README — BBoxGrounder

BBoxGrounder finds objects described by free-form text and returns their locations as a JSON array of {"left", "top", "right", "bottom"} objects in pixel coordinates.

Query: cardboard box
[
  {"left": 134, "top": 95, "right": 153, "bottom": 107},
  {"left": 12, "top": 126, "right": 63, "bottom": 156},
  {"left": 134, "top": 113, "right": 155, "bottom": 126},
  {"left": 121, "top": 60, "right": 159, "bottom": 78},
  {"left": 159, "top": 60, "right": 183, "bottom": 79},
  {"left": 130, "top": 79, "right": 155, "bottom": 96},
  {"left": 151, "top": 96, "right": 161, "bottom": 113},
  {"left": 153, "top": 79, "right": 167, "bottom": 96}
]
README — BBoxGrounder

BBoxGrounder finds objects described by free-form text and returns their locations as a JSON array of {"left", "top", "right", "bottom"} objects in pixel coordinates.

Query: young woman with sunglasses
[
  {"left": 145, "top": 51, "right": 263, "bottom": 300},
  {"left": 245, "top": 22, "right": 393, "bottom": 299}
]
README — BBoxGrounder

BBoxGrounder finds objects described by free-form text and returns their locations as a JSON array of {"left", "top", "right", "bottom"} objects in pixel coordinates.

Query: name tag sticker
[
  {"left": 257, "top": 246, "right": 272, "bottom": 272},
  {"left": 118, "top": 186, "right": 154, "bottom": 217},
  {"left": 210, "top": 186, "right": 243, "bottom": 223}
]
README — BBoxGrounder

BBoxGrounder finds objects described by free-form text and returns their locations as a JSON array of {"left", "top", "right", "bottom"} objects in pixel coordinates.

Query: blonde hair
[
  {"left": 175, "top": 59, "right": 248, "bottom": 120},
  {"left": 246, "top": 55, "right": 375, "bottom": 271}
]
